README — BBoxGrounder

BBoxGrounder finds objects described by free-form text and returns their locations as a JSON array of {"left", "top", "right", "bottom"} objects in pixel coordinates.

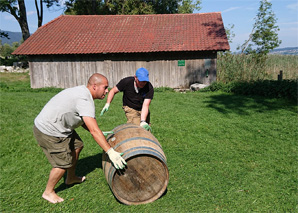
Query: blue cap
[{"left": 135, "top": 67, "right": 149, "bottom": 82}]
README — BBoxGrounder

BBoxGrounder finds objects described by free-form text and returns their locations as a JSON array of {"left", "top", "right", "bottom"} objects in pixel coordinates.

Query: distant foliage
[
  {"left": 0, "top": 40, "right": 27, "bottom": 66},
  {"left": 201, "top": 80, "right": 297, "bottom": 101},
  {"left": 64, "top": 0, "right": 201, "bottom": 15}
]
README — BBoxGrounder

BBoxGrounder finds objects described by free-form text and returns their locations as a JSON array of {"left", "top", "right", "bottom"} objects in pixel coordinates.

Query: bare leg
[
  {"left": 42, "top": 167, "right": 66, "bottom": 203},
  {"left": 65, "top": 146, "right": 86, "bottom": 185}
]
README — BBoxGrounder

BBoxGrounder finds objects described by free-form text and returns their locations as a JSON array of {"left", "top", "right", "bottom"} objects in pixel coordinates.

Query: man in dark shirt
[{"left": 100, "top": 67, "right": 154, "bottom": 131}]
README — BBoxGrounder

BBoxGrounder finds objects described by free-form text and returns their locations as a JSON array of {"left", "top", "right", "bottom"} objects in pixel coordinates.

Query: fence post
[{"left": 278, "top": 70, "right": 283, "bottom": 81}]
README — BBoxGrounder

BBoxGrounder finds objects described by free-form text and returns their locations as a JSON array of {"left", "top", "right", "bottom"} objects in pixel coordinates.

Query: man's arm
[
  {"left": 141, "top": 99, "right": 151, "bottom": 121},
  {"left": 140, "top": 99, "right": 152, "bottom": 131},
  {"left": 82, "top": 116, "right": 111, "bottom": 151},
  {"left": 82, "top": 116, "right": 126, "bottom": 169},
  {"left": 107, "top": 86, "right": 119, "bottom": 104},
  {"left": 100, "top": 86, "right": 120, "bottom": 116}
]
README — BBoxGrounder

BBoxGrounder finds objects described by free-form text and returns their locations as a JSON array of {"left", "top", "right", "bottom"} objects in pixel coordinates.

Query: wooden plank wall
[{"left": 29, "top": 52, "right": 217, "bottom": 89}]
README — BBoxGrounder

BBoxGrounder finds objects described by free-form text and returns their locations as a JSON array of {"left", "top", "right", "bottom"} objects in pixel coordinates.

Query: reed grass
[{"left": 217, "top": 53, "right": 298, "bottom": 83}]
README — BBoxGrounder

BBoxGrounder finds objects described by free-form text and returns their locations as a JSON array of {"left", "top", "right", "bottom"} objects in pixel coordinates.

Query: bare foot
[
  {"left": 42, "top": 191, "right": 64, "bottom": 204},
  {"left": 65, "top": 176, "right": 86, "bottom": 185}
]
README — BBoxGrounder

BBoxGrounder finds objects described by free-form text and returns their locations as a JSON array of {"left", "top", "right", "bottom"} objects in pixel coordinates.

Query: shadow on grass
[
  {"left": 55, "top": 153, "right": 102, "bottom": 193},
  {"left": 203, "top": 93, "right": 297, "bottom": 115}
]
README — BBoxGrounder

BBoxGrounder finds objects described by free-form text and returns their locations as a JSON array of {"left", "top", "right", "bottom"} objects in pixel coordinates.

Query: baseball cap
[{"left": 135, "top": 67, "right": 149, "bottom": 82}]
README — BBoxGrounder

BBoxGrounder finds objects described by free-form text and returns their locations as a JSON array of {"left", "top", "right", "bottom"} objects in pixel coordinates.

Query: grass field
[{"left": 0, "top": 72, "right": 297, "bottom": 212}]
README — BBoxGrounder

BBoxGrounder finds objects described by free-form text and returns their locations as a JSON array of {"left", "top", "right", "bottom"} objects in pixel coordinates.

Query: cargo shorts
[
  {"left": 33, "top": 125, "right": 83, "bottom": 169},
  {"left": 122, "top": 106, "right": 150, "bottom": 125}
]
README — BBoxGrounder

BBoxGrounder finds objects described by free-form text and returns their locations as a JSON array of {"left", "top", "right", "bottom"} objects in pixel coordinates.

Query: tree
[
  {"left": 64, "top": 0, "right": 201, "bottom": 15},
  {"left": 178, "top": 0, "right": 201, "bottom": 14},
  {"left": 0, "top": 30, "right": 9, "bottom": 39},
  {"left": 224, "top": 23, "right": 235, "bottom": 45},
  {"left": 0, "top": 0, "right": 60, "bottom": 41},
  {"left": 241, "top": 0, "right": 281, "bottom": 54},
  {"left": 0, "top": 0, "right": 30, "bottom": 41}
]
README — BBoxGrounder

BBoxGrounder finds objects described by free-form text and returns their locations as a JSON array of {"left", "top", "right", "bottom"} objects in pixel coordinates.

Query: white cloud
[
  {"left": 286, "top": 3, "right": 298, "bottom": 11},
  {"left": 4, "top": 15, "right": 15, "bottom": 20},
  {"left": 27, "top": 11, "right": 36, "bottom": 16},
  {"left": 222, "top": 7, "right": 241, "bottom": 13},
  {"left": 278, "top": 21, "right": 298, "bottom": 26}
]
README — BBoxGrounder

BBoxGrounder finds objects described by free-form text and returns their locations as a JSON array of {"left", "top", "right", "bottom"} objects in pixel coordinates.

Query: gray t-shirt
[{"left": 34, "top": 85, "right": 95, "bottom": 137}]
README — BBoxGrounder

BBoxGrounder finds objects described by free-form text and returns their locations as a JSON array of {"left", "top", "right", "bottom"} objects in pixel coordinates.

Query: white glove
[
  {"left": 106, "top": 148, "right": 126, "bottom": 169},
  {"left": 100, "top": 103, "right": 110, "bottom": 116},
  {"left": 140, "top": 121, "right": 152, "bottom": 132}
]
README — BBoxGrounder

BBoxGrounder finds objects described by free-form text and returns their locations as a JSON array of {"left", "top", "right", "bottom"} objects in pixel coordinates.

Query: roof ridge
[
  {"left": 62, "top": 12, "right": 222, "bottom": 18},
  {"left": 37, "top": 15, "right": 64, "bottom": 30}
]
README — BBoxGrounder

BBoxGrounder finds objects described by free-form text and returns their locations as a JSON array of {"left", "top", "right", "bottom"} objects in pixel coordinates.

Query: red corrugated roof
[{"left": 13, "top": 13, "right": 230, "bottom": 55}]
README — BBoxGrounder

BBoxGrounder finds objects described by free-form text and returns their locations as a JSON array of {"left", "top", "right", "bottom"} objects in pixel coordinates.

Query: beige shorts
[
  {"left": 122, "top": 106, "right": 150, "bottom": 125},
  {"left": 33, "top": 125, "right": 83, "bottom": 169}
]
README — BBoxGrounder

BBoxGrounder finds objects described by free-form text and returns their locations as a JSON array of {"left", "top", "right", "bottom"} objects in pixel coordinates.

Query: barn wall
[{"left": 28, "top": 51, "right": 217, "bottom": 89}]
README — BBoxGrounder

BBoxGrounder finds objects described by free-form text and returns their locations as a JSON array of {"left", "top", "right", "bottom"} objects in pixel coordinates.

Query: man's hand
[
  {"left": 106, "top": 148, "right": 127, "bottom": 169},
  {"left": 100, "top": 103, "right": 110, "bottom": 116},
  {"left": 102, "top": 131, "right": 114, "bottom": 137},
  {"left": 140, "top": 121, "right": 152, "bottom": 132}
]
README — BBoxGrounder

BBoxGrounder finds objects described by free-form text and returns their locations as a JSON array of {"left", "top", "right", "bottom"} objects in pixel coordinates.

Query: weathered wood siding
[{"left": 28, "top": 51, "right": 217, "bottom": 89}]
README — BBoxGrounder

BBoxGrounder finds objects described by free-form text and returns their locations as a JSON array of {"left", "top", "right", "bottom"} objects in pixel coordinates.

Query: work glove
[
  {"left": 106, "top": 148, "right": 127, "bottom": 169},
  {"left": 100, "top": 103, "right": 110, "bottom": 116},
  {"left": 102, "top": 131, "right": 114, "bottom": 137},
  {"left": 140, "top": 121, "right": 152, "bottom": 132}
]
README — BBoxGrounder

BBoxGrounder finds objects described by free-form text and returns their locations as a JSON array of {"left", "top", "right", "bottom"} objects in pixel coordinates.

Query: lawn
[{"left": 0, "top": 72, "right": 297, "bottom": 212}]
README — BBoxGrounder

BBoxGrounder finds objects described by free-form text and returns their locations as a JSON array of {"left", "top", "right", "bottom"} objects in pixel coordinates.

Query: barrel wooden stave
[{"left": 102, "top": 124, "right": 169, "bottom": 205}]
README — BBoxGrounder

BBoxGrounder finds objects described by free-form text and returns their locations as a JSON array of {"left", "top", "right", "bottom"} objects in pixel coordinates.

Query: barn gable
[{"left": 13, "top": 13, "right": 230, "bottom": 89}]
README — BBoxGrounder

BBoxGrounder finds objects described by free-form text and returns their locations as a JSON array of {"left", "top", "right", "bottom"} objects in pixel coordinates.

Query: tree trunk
[
  {"left": 35, "top": 0, "right": 43, "bottom": 27},
  {"left": 18, "top": 0, "right": 30, "bottom": 41}
]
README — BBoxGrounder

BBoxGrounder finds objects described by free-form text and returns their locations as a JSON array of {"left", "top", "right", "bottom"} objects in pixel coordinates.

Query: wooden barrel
[{"left": 102, "top": 123, "right": 169, "bottom": 205}]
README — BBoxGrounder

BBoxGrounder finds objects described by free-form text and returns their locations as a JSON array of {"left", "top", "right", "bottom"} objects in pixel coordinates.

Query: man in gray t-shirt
[
  {"left": 33, "top": 73, "right": 126, "bottom": 204},
  {"left": 35, "top": 85, "right": 95, "bottom": 137}
]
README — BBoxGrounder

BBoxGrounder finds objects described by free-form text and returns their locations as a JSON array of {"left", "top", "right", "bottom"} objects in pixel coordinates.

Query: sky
[{"left": 0, "top": 0, "right": 297, "bottom": 52}]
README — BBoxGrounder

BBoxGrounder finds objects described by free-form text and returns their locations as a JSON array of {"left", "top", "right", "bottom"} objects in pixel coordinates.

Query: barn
[{"left": 13, "top": 13, "right": 230, "bottom": 89}]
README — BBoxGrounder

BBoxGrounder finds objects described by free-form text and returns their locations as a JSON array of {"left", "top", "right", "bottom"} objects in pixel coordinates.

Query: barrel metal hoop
[
  {"left": 107, "top": 149, "right": 168, "bottom": 185},
  {"left": 123, "top": 146, "right": 166, "bottom": 163}
]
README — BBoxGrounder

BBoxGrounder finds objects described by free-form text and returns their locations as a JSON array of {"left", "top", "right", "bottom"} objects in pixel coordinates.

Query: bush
[{"left": 200, "top": 80, "right": 297, "bottom": 101}]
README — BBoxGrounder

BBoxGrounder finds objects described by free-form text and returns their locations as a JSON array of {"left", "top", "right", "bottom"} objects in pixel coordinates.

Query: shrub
[{"left": 200, "top": 80, "right": 297, "bottom": 101}]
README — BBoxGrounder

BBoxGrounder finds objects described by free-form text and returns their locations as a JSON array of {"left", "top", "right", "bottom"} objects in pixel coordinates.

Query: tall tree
[
  {"left": 241, "top": 0, "right": 281, "bottom": 54},
  {"left": 0, "top": 0, "right": 30, "bottom": 41},
  {"left": 178, "top": 0, "right": 201, "bottom": 14},
  {"left": 64, "top": 0, "right": 201, "bottom": 15},
  {"left": 0, "top": 0, "right": 60, "bottom": 41}
]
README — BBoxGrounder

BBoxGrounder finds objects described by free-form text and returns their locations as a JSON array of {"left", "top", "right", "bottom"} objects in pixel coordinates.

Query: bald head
[
  {"left": 87, "top": 73, "right": 109, "bottom": 99},
  {"left": 87, "top": 73, "right": 108, "bottom": 86}
]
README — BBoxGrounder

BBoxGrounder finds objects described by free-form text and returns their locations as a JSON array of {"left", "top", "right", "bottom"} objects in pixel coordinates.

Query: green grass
[{"left": 1, "top": 73, "right": 297, "bottom": 212}]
